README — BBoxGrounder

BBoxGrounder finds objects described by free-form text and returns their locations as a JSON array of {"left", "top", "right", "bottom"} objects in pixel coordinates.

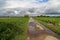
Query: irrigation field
[
  {"left": 34, "top": 16, "right": 60, "bottom": 35},
  {"left": 0, "top": 17, "right": 29, "bottom": 40}
]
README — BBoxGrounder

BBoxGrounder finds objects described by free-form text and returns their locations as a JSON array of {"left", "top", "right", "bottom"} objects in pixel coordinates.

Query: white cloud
[
  {"left": 37, "top": 0, "right": 60, "bottom": 13},
  {"left": 4, "top": 0, "right": 60, "bottom": 8},
  {"left": 3, "top": 0, "right": 37, "bottom": 8},
  {"left": 3, "top": 0, "right": 49, "bottom": 8},
  {"left": 0, "top": 0, "right": 60, "bottom": 13},
  {"left": 5, "top": 1, "right": 28, "bottom": 8}
]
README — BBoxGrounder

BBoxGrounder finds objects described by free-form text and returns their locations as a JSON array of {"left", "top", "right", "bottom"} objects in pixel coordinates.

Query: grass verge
[
  {"left": 34, "top": 17, "right": 60, "bottom": 35},
  {"left": 0, "top": 17, "right": 29, "bottom": 40}
]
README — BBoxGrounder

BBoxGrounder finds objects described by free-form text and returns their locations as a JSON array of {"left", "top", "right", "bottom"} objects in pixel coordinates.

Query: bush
[
  {"left": 24, "top": 15, "right": 29, "bottom": 17},
  {"left": 0, "top": 22, "right": 24, "bottom": 40}
]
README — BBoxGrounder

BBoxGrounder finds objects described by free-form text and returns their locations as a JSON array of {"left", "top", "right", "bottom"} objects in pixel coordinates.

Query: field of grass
[
  {"left": 34, "top": 16, "right": 60, "bottom": 35},
  {"left": 0, "top": 17, "right": 29, "bottom": 40}
]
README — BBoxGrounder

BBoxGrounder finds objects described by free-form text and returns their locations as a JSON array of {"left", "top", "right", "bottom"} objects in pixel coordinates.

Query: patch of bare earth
[{"left": 26, "top": 18, "right": 60, "bottom": 40}]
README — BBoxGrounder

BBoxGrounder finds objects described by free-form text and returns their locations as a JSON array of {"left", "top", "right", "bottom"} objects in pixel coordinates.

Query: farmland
[
  {"left": 34, "top": 16, "right": 60, "bottom": 35},
  {"left": 0, "top": 17, "right": 29, "bottom": 40}
]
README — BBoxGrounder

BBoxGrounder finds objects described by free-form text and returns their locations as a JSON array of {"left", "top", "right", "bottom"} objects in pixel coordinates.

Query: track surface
[{"left": 26, "top": 18, "right": 60, "bottom": 40}]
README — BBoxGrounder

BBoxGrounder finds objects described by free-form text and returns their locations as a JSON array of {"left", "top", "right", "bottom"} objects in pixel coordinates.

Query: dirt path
[{"left": 26, "top": 18, "right": 60, "bottom": 40}]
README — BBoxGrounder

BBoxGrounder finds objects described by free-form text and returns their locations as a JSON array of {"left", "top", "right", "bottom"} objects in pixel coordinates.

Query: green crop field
[
  {"left": 0, "top": 17, "right": 29, "bottom": 40},
  {"left": 34, "top": 16, "right": 60, "bottom": 35}
]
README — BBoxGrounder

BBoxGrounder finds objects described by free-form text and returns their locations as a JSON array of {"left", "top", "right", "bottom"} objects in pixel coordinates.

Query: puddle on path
[{"left": 26, "top": 18, "right": 60, "bottom": 40}]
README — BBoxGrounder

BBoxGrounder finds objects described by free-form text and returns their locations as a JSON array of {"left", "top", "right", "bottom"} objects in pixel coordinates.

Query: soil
[{"left": 26, "top": 18, "right": 60, "bottom": 40}]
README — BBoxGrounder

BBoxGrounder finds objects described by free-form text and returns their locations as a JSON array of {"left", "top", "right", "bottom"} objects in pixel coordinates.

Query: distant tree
[
  {"left": 37, "top": 16, "right": 40, "bottom": 17},
  {"left": 40, "top": 15, "right": 45, "bottom": 17},
  {"left": 24, "top": 15, "right": 29, "bottom": 17}
]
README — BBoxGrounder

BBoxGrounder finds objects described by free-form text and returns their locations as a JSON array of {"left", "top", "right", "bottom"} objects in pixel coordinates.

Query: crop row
[
  {"left": 0, "top": 17, "right": 29, "bottom": 40},
  {"left": 34, "top": 17, "right": 60, "bottom": 35}
]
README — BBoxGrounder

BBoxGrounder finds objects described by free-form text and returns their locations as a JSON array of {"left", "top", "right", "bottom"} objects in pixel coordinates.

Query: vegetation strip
[
  {"left": 0, "top": 17, "right": 29, "bottom": 40},
  {"left": 34, "top": 16, "right": 60, "bottom": 35}
]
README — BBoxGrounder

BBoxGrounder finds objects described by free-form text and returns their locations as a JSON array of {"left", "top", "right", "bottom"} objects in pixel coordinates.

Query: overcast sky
[
  {"left": 0, "top": 0, "right": 60, "bottom": 13},
  {"left": 0, "top": 0, "right": 48, "bottom": 8},
  {"left": 0, "top": 0, "right": 60, "bottom": 8}
]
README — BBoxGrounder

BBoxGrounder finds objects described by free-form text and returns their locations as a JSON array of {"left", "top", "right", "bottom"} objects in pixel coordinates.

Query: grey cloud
[{"left": 0, "top": 0, "right": 6, "bottom": 8}]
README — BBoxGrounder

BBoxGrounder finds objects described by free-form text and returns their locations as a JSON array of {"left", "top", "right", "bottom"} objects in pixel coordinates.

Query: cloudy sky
[
  {"left": 0, "top": 0, "right": 60, "bottom": 8},
  {"left": 0, "top": 0, "right": 60, "bottom": 14},
  {"left": 0, "top": 0, "right": 48, "bottom": 8}
]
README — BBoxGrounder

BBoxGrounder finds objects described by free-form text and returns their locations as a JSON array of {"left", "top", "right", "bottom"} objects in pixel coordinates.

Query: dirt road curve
[{"left": 26, "top": 18, "right": 60, "bottom": 40}]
